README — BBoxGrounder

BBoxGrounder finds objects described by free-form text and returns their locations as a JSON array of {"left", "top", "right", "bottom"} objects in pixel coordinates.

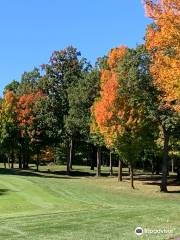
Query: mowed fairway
[{"left": 0, "top": 166, "right": 179, "bottom": 240}]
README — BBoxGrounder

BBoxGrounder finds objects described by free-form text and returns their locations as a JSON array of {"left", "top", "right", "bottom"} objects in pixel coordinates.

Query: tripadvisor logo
[{"left": 135, "top": 227, "right": 144, "bottom": 236}]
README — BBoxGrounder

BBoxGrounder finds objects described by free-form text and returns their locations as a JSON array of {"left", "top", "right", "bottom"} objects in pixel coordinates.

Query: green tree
[
  {"left": 65, "top": 69, "right": 100, "bottom": 173},
  {"left": 17, "top": 68, "right": 41, "bottom": 95},
  {"left": 41, "top": 46, "right": 90, "bottom": 174}
]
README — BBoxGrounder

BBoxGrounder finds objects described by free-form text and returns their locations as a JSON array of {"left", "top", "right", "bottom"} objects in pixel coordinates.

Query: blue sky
[{"left": 0, "top": 0, "right": 151, "bottom": 95}]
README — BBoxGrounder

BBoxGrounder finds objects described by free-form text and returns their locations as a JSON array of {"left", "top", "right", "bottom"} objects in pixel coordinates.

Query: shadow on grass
[
  {"left": 0, "top": 168, "right": 114, "bottom": 179},
  {"left": 0, "top": 168, "right": 81, "bottom": 180},
  {"left": 40, "top": 170, "right": 96, "bottom": 177},
  {"left": 119, "top": 172, "right": 180, "bottom": 193},
  {"left": 0, "top": 189, "right": 10, "bottom": 196},
  {"left": 0, "top": 168, "right": 179, "bottom": 194},
  {"left": 167, "top": 190, "right": 180, "bottom": 193}
]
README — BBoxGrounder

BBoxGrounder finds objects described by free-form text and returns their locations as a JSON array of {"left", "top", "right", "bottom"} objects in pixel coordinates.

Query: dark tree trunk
[
  {"left": 130, "top": 163, "right": 134, "bottom": 189},
  {"left": 151, "top": 160, "right": 154, "bottom": 175},
  {"left": 22, "top": 150, "right": 30, "bottom": 169},
  {"left": 8, "top": 157, "right": 10, "bottom": 168},
  {"left": 70, "top": 139, "right": 75, "bottom": 170},
  {"left": 109, "top": 152, "right": 113, "bottom": 176},
  {"left": 118, "top": 159, "right": 122, "bottom": 182},
  {"left": 142, "top": 161, "right": 145, "bottom": 172},
  {"left": 11, "top": 151, "right": 14, "bottom": 169},
  {"left": 105, "top": 157, "right": 108, "bottom": 167},
  {"left": 66, "top": 143, "right": 70, "bottom": 175},
  {"left": 36, "top": 153, "right": 40, "bottom": 172},
  {"left": 3, "top": 155, "right": 6, "bottom": 169},
  {"left": 66, "top": 138, "right": 74, "bottom": 175},
  {"left": 177, "top": 167, "right": 180, "bottom": 180},
  {"left": 96, "top": 147, "right": 101, "bottom": 177},
  {"left": 89, "top": 144, "right": 96, "bottom": 170},
  {"left": 11, "top": 161, "right": 14, "bottom": 169},
  {"left": 102, "top": 154, "right": 105, "bottom": 167},
  {"left": 90, "top": 165, "right": 94, "bottom": 170},
  {"left": 155, "top": 158, "right": 160, "bottom": 175},
  {"left": 160, "top": 130, "right": 169, "bottom": 192},
  {"left": 22, "top": 153, "right": 26, "bottom": 169},
  {"left": 128, "top": 165, "right": 130, "bottom": 175},
  {"left": 18, "top": 149, "right": 22, "bottom": 169},
  {"left": 171, "top": 159, "right": 174, "bottom": 173}
]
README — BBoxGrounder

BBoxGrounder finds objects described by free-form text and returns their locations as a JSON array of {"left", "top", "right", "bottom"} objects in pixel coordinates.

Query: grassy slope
[{"left": 0, "top": 165, "right": 179, "bottom": 240}]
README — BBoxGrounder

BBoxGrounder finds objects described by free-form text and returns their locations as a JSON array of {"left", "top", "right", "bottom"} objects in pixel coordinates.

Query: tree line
[{"left": 0, "top": 0, "right": 179, "bottom": 192}]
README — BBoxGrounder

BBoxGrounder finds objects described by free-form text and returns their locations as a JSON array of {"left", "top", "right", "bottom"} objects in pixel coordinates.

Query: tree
[
  {"left": 15, "top": 89, "right": 58, "bottom": 170},
  {"left": 31, "top": 94, "right": 59, "bottom": 171},
  {"left": 16, "top": 92, "right": 33, "bottom": 167},
  {"left": 3, "top": 80, "right": 19, "bottom": 94},
  {"left": 0, "top": 91, "right": 18, "bottom": 168},
  {"left": 65, "top": 69, "right": 100, "bottom": 172},
  {"left": 17, "top": 68, "right": 41, "bottom": 95},
  {"left": 92, "top": 45, "right": 157, "bottom": 188},
  {"left": 91, "top": 46, "right": 127, "bottom": 181},
  {"left": 143, "top": 0, "right": 180, "bottom": 191},
  {"left": 41, "top": 46, "right": 90, "bottom": 174}
]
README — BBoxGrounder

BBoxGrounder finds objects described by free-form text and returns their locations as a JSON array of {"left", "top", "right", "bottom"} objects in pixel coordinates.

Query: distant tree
[
  {"left": 17, "top": 68, "right": 41, "bottom": 95},
  {"left": 3, "top": 80, "right": 19, "bottom": 94},
  {"left": 143, "top": 0, "right": 180, "bottom": 192},
  {"left": 0, "top": 91, "right": 18, "bottom": 168},
  {"left": 92, "top": 45, "right": 158, "bottom": 188},
  {"left": 65, "top": 69, "right": 100, "bottom": 171},
  {"left": 15, "top": 89, "right": 57, "bottom": 170},
  {"left": 16, "top": 91, "right": 44, "bottom": 168},
  {"left": 41, "top": 46, "right": 91, "bottom": 174}
]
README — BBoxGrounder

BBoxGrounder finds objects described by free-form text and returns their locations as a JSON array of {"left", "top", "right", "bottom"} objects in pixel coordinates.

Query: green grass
[{"left": 0, "top": 165, "right": 179, "bottom": 240}]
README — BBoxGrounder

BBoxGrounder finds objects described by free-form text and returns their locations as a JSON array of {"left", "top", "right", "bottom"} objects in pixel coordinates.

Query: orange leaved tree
[
  {"left": 0, "top": 91, "right": 18, "bottom": 168},
  {"left": 143, "top": 0, "right": 180, "bottom": 191},
  {"left": 16, "top": 91, "right": 44, "bottom": 169},
  {"left": 91, "top": 45, "right": 157, "bottom": 188}
]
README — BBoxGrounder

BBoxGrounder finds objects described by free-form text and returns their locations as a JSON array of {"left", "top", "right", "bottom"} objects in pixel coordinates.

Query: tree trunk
[
  {"left": 89, "top": 148, "right": 95, "bottom": 170},
  {"left": 89, "top": 144, "right": 96, "bottom": 170},
  {"left": 36, "top": 153, "right": 40, "bottom": 172},
  {"left": 8, "top": 157, "right": 10, "bottom": 168},
  {"left": 160, "top": 130, "right": 169, "bottom": 192},
  {"left": 128, "top": 166, "right": 130, "bottom": 175},
  {"left": 11, "top": 151, "right": 14, "bottom": 169},
  {"left": 102, "top": 155, "right": 105, "bottom": 167},
  {"left": 90, "top": 165, "right": 94, "bottom": 170},
  {"left": 22, "top": 153, "right": 26, "bottom": 169},
  {"left": 70, "top": 139, "right": 75, "bottom": 170},
  {"left": 118, "top": 159, "right": 122, "bottom": 181},
  {"left": 18, "top": 149, "right": 22, "bottom": 169},
  {"left": 177, "top": 167, "right": 180, "bottom": 180},
  {"left": 3, "top": 155, "right": 6, "bottom": 169},
  {"left": 171, "top": 159, "right": 174, "bottom": 173},
  {"left": 66, "top": 143, "right": 70, "bottom": 175},
  {"left": 109, "top": 152, "right": 113, "bottom": 176},
  {"left": 23, "top": 150, "right": 30, "bottom": 169},
  {"left": 155, "top": 158, "right": 160, "bottom": 175},
  {"left": 130, "top": 163, "right": 134, "bottom": 189},
  {"left": 66, "top": 138, "right": 74, "bottom": 175},
  {"left": 151, "top": 160, "right": 154, "bottom": 175},
  {"left": 96, "top": 147, "right": 101, "bottom": 177},
  {"left": 142, "top": 161, "right": 145, "bottom": 172}
]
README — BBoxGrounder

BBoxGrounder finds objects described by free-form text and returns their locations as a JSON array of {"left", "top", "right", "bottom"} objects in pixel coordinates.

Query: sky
[{"left": 0, "top": 0, "right": 151, "bottom": 95}]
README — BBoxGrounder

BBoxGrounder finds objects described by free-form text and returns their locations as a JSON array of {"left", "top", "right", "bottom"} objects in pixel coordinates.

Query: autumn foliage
[
  {"left": 16, "top": 91, "right": 45, "bottom": 144},
  {"left": 143, "top": 0, "right": 180, "bottom": 111},
  {"left": 91, "top": 45, "right": 128, "bottom": 147},
  {"left": 16, "top": 91, "right": 44, "bottom": 127}
]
